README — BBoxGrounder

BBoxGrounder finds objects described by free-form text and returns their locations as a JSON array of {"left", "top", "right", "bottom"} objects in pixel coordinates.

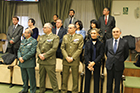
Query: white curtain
[
  {"left": 16, "top": 3, "right": 44, "bottom": 35},
  {"left": 71, "top": 0, "right": 96, "bottom": 32}
]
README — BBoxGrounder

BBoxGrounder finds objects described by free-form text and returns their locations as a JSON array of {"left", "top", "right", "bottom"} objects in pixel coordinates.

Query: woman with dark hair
[
  {"left": 51, "top": 14, "right": 58, "bottom": 28},
  {"left": 75, "top": 20, "right": 86, "bottom": 40},
  {"left": 86, "top": 19, "right": 98, "bottom": 40},
  {"left": 28, "top": 18, "right": 39, "bottom": 39},
  {"left": 75, "top": 20, "right": 86, "bottom": 63},
  {"left": 84, "top": 28, "right": 104, "bottom": 93}
]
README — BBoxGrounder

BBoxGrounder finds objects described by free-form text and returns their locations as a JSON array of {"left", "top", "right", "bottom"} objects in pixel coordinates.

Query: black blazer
[
  {"left": 105, "top": 38, "right": 129, "bottom": 71},
  {"left": 52, "top": 27, "right": 67, "bottom": 44},
  {"left": 52, "top": 27, "right": 67, "bottom": 52},
  {"left": 98, "top": 15, "right": 115, "bottom": 39},
  {"left": 84, "top": 39, "right": 104, "bottom": 66}
]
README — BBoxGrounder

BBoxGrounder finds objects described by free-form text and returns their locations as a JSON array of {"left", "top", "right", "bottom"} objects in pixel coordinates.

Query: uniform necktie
[
  {"left": 69, "top": 18, "right": 72, "bottom": 24},
  {"left": 114, "top": 40, "right": 117, "bottom": 53},
  {"left": 70, "top": 35, "right": 73, "bottom": 40},
  {"left": 25, "top": 39, "right": 27, "bottom": 43},
  {"left": 105, "top": 16, "right": 107, "bottom": 25}
]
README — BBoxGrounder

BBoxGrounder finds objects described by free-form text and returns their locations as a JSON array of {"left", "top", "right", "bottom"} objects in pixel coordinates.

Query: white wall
[{"left": 112, "top": 0, "right": 140, "bottom": 37}]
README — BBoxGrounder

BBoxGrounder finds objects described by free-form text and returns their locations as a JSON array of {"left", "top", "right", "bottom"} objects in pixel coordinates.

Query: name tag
[
  {"left": 73, "top": 39, "right": 79, "bottom": 42},
  {"left": 27, "top": 43, "right": 32, "bottom": 46},
  {"left": 47, "top": 39, "right": 53, "bottom": 42}
]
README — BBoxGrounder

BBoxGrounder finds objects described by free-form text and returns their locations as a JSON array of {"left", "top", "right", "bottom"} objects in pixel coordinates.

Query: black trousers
[
  {"left": 84, "top": 65, "right": 100, "bottom": 93},
  {"left": 107, "top": 65, "right": 123, "bottom": 93}
]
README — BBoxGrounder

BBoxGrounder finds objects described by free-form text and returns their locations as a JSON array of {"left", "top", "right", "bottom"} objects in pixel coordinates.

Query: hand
[
  {"left": 39, "top": 54, "right": 45, "bottom": 60},
  {"left": 19, "top": 57, "right": 24, "bottom": 63},
  {"left": 89, "top": 61, "right": 95, "bottom": 67},
  {"left": 87, "top": 66, "right": 94, "bottom": 71},
  {"left": 66, "top": 57, "right": 73, "bottom": 63},
  {"left": 10, "top": 40, "right": 14, "bottom": 44}
]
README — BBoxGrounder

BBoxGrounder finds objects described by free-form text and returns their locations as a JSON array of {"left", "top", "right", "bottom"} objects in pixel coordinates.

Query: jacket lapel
[
  {"left": 12, "top": 24, "right": 19, "bottom": 35},
  {"left": 115, "top": 38, "right": 122, "bottom": 53},
  {"left": 107, "top": 15, "right": 111, "bottom": 26}
]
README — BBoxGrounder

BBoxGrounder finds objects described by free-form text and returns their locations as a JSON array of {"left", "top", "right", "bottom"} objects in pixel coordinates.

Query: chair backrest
[
  {"left": 0, "top": 33, "right": 7, "bottom": 40},
  {"left": 56, "top": 58, "right": 63, "bottom": 71}
]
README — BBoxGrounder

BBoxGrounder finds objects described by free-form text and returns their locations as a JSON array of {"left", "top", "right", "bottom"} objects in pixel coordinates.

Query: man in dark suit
[
  {"left": 63, "top": 9, "right": 78, "bottom": 30},
  {"left": 18, "top": 29, "right": 37, "bottom": 93},
  {"left": 98, "top": 7, "right": 116, "bottom": 42},
  {"left": 7, "top": 16, "right": 23, "bottom": 56},
  {"left": 52, "top": 19, "right": 67, "bottom": 59},
  {"left": 105, "top": 27, "right": 129, "bottom": 93}
]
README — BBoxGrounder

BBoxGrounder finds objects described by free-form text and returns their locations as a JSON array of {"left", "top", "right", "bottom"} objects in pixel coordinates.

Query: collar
[
  {"left": 14, "top": 24, "right": 18, "bottom": 28},
  {"left": 70, "top": 33, "right": 75, "bottom": 37},
  {"left": 113, "top": 37, "right": 120, "bottom": 42},
  {"left": 46, "top": 32, "right": 52, "bottom": 36}
]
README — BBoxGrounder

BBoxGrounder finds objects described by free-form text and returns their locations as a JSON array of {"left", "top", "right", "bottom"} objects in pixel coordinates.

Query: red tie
[{"left": 105, "top": 16, "right": 107, "bottom": 25}]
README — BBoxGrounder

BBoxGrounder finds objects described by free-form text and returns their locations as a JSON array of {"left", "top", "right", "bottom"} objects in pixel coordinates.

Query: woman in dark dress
[
  {"left": 28, "top": 18, "right": 39, "bottom": 39},
  {"left": 84, "top": 28, "right": 104, "bottom": 93}
]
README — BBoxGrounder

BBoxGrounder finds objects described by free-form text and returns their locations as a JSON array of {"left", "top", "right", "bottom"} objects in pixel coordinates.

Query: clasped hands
[
  {"left": 19, "top": 57, "right": 24, "bottom": 63},
  {"left": 39, "top": 53, "right": 45, "bottom": 60},
  {"left": 87, "top": 61, "right": 95, "bottom": 71},
  {"left": 66, "top": 57, "right": 73, "bottom": 63},
  {"left": 10, "top": 40, "right": 14, "bottom": 44}
]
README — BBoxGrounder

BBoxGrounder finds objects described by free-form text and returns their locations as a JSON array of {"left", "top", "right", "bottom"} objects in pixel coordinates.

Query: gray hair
[
  {"left": 44, "top": 23, "right": 53, "bottom": 29},
  {"left": 57, "top": 19, "right": 63, "bottom": 24},
  {"left": 69, "top": 24, "right": 76, "bottom": 28},
  {"left": 28, "top": 29, "right": 33, "bottom": 36}
]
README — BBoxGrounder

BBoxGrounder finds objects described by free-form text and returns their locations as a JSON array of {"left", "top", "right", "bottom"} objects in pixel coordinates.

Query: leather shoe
[{"left": 19, "top": 90, "right": 28, "bottom": 93}]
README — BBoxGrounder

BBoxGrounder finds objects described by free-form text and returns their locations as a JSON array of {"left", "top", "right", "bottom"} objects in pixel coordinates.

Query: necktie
[
  {"left": 25, "top": 39, "right": 27, "bottom": 43},
  {"left": 13, "top": 25, "right": 15, "bottom": 33},
  {"left": 105, "top": 16, "right": 107, "bottom": 25},
  {"left": 70, "top": 35, "right": 73, "bottom": 40},
  {"left": 114, "top": 40, "right": 117, "bottom": 53},
  {"left": 92, "top": 45, "right": 96, "bottom": 61},
  {"left": 69, "top": 18, "right": 72, "bottom": 24}
]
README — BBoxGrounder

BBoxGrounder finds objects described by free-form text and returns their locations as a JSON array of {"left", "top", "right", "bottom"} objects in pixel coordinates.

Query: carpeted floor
[{"left": 0, "top": 83, "right": 62, "bottom": 93}]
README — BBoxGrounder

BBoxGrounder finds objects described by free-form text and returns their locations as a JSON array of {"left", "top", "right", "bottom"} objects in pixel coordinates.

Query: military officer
[
  {"left": 36, "top": 23, "right": 59, "bottom": 93},
  {"left": 61, "top": 24, "right": 84, "bottom": 93},
  {"left": 18, "top": 29, "right": 37, "bottom": 93}
]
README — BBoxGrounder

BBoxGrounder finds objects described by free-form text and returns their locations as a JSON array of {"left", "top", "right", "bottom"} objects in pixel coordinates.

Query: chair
[
  {"left": 0, "top": 58, "right": 18, "bottom": 84},
  {"left": 0, "top": 33, "right": 7, "bottom": 53}
]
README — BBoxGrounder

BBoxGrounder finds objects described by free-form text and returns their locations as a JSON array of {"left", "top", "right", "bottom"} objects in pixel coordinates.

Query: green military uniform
[
  {"left": 61, "top": 33, "right": 84, "bottom": 93},
  {"left": 18, "top": 37, "right": 37, "bottom": 93},
  {"left": 36, "top": 33, "right": 59, "bottom": 93}
]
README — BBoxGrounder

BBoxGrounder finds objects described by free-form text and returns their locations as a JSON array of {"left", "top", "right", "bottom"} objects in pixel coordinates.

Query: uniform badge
[
  {"left": 73, "top": 39, "right": 79, "bottom": 42},
  {"left": 21, "top": 43, "right": 24, "bottom": 45},
  {"left": 47, "top": 39, "right": 53, "bottom": 42}
]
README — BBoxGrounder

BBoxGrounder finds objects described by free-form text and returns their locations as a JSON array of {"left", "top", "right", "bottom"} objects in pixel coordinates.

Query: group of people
[{"left": 6, "top": 7, "right": 129, "bottom": 93}]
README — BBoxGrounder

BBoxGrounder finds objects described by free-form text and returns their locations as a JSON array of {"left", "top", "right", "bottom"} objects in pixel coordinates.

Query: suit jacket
[
  {"left": 61, "top": 33, "right": 84, "bottom": 66},
  {"left": 52, "top": 27, "right": 67, "bottom": 56},
  {"left": 52, "top": 27, "right": 67, "bottom": 45},
  {"left": 36, "top": 33, "right": 59, "bottom": 65},
  {"left": 18, "top": 37, "right": 37, "bottom": 68},
  {"left": 105, "top": 38, "right": 129, "bottom": 71},
  {"left": 7, "top": 24, "right": 23, "bottom": 48},
  {"left": 63, "top": 16, "right": 78, "bottom": 29},
  {"left": 98, "top": 15, "right": 115, "bottom": 39},
  {"left": 84, "top": 39, "right": 104, "bottom": 66}
]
